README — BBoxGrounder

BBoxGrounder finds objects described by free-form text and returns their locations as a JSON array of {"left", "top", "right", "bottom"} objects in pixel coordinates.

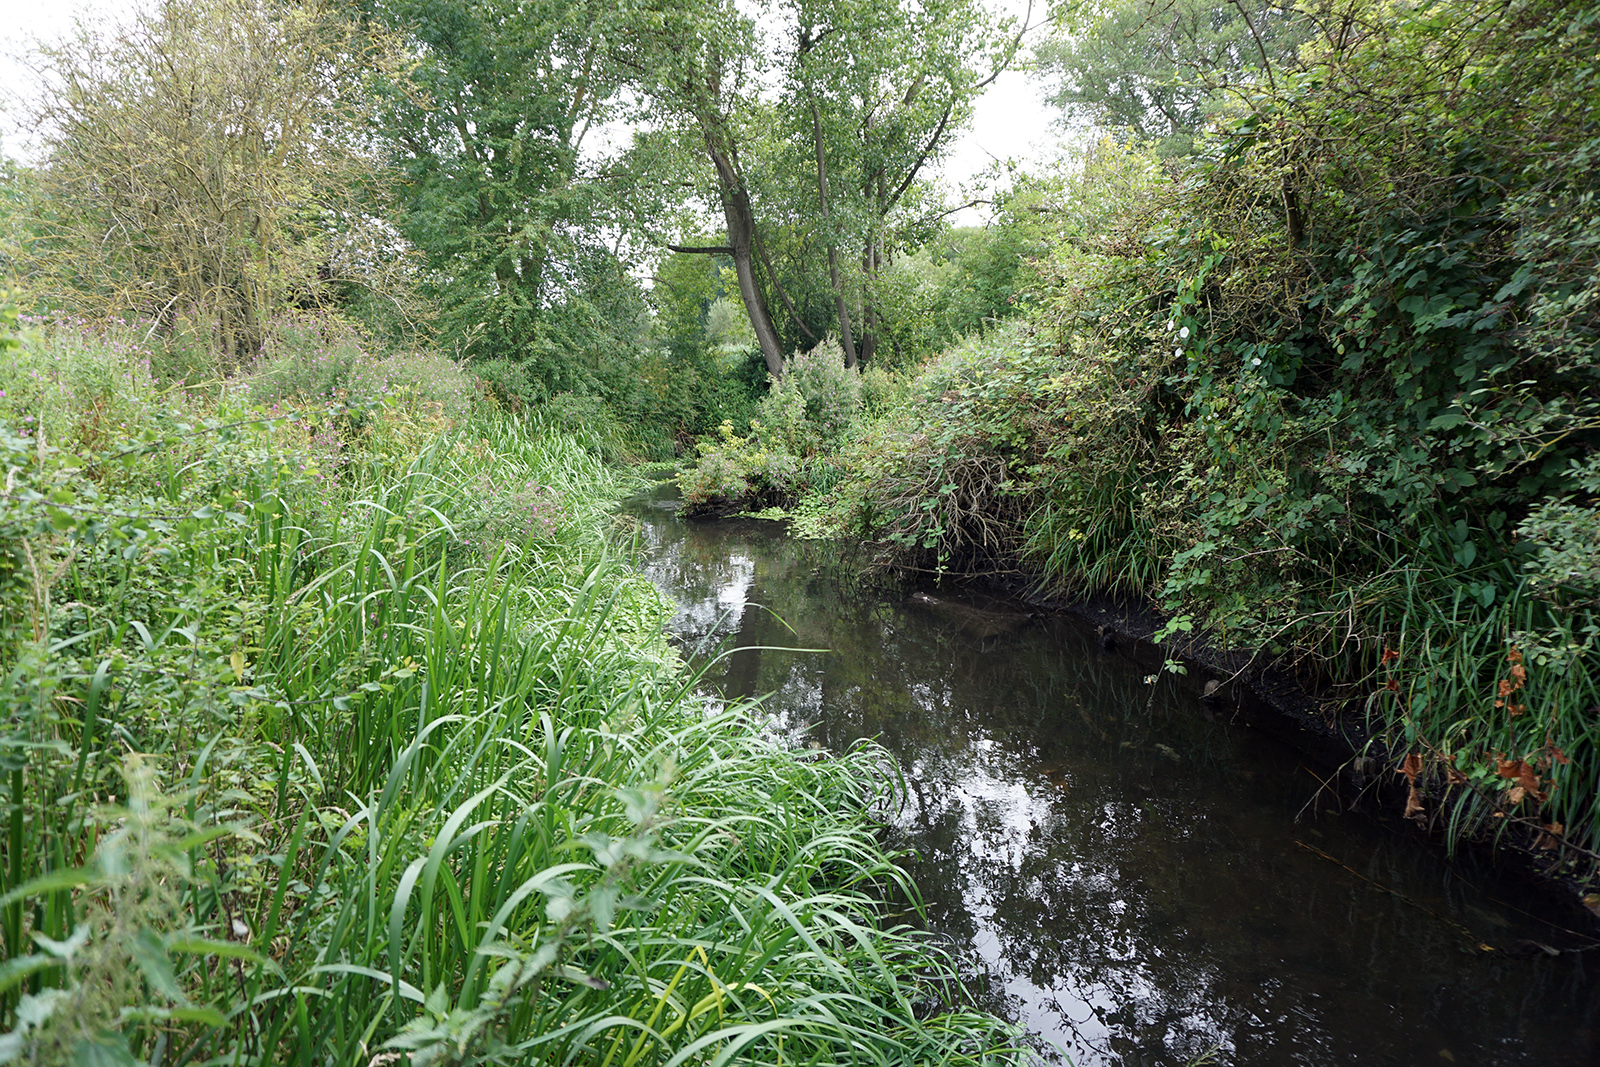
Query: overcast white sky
[{"left": 0, "top": 0, "right": 1063, "bottom": 221}]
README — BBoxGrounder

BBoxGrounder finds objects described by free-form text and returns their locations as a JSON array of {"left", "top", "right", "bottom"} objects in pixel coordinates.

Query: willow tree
[
  {"left": 23, "top": 0, "right": 400, "bottom": 366},
  {"left": 361, "top": 0, "right": 646, "bottom": 391}
]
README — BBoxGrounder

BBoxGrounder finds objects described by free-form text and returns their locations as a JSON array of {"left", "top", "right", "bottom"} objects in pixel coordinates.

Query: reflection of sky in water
[
  {"left": 900, "top": 736, "right": 1236, "bottom": 1065},
  {"left": 633, "top": 508, "right": 756, "bottom": 652},
  {"left": 622, "top": 489, "right": 1600, "bottom": 1067}
]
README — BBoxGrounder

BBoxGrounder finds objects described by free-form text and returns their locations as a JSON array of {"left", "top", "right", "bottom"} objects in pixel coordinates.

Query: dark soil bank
[{"left": 624, "top": 484, "right": 1600, "bottom": 1067}]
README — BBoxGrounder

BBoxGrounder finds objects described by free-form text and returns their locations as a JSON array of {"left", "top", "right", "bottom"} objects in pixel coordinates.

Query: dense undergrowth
[
  {"left": 0, "top": 310, "right": 1016, "bottom": 1064},
  {"left": 679, "top": 0, "right": 1600, "bottom": 871}
]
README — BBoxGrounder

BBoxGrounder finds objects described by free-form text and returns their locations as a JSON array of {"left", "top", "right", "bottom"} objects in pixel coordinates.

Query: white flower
[
  {"left": 1166, "top": 319, "right": 1175, "bottom": 331},
  {"left": 1174, "top": 348, "right": 1183, "bottom": 359},
  {"left": 1179, "top": 326, "right": 1190, "bottom": 340},
  {"left": 1251, "top": 357, "right": 1262, "bottom": 366}
]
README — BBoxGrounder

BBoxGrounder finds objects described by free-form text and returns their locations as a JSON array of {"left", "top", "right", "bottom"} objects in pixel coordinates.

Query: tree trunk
[
  {"left": 810, "top": 100, "right": 857, "bottom": 368},
  {"left": 702, "top": 122, "right": 786, "bottom": 378},
  {"left": 860, "top": 302, "right": 879, "bottom": 366},
  {"left": 859, "top": 237, "right": 882, "bottom": 365}
]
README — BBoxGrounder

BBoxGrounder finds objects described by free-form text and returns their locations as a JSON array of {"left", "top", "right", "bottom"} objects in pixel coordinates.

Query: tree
[
  {"left": 619, "top": 0, "right": 792, "bottom": 377},
  {"left": 363, "top": 0, "right": 642, "bottom": 391},
  {"left": 624, "top": 0, "right": 1022, "bottom": 374},
  {"left": 1035, "top": 0, "right": 1308, "bottom": 156},
  {"left": 23, "top": 0, "right": 400, "bottom": 365},
  {"left": 787, "top": 0, "right": 1022, "bottom": 366}
]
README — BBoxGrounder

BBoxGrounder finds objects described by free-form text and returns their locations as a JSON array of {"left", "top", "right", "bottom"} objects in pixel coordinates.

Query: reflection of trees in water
[{"left": 622, "top": 494, "right": 1598, "bottom": 1067}]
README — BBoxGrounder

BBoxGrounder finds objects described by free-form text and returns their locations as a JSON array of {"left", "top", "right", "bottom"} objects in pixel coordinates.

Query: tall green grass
[
  {"left": 0, "top": 320, "right": 1017, "bottom": 1064},
  {"left": 1360, "top": 551, "right": 1599, "bottom": 857}
]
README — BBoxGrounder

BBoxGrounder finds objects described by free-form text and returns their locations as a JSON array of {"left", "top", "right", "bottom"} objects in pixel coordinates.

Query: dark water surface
[{"left": 621, "top": 486, "right": 1597, "bottom": 1066}]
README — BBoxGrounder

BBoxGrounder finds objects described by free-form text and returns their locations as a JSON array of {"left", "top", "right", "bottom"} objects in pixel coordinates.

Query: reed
[{"left": 0, "top": 323, "right": 1017, "bottom": 1064}]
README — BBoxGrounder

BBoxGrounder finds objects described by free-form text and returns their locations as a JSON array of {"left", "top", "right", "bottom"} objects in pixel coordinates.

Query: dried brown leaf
[{"left": 1404, "top": 781, "right": 1426, "bottom": 821}]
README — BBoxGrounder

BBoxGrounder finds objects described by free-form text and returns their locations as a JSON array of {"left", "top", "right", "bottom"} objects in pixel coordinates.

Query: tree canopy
[
  {"left": 616, "top": 0, "right": 1023, "bottom": 374},
  {"left": 20, "top": 0, "right": 403, "bottom": 364},
  {"left": 363, "top": 0, "right": 644, "bottom": 393},
  {"left": 1035, "top": 0, "right": 1309, "bottom": 155}
]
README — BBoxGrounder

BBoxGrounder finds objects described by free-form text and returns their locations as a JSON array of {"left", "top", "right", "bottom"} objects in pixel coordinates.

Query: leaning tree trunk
[{"left": 703, "top": 127, "right": 786, "bottom": 378}]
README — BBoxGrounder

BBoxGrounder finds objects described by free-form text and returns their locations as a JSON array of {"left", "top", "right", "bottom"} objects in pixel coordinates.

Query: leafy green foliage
[
  {"left": 0, "top": 315, "right": 1016, "bottom": 1064},
  {"left": 870, "top": 216, "right": 1042, "bottom": 368},
  {"left": 804, "top": 0, "right": 1600, "bottom": 856},
  {"left": 366, "top": 0, "right": 642, "bottom": 384},
  {"left": 1519, "top": 456, "right": 1600, "bottom": 604},
  {"left": 810, "top": 325, "right": 1051, "bottom": 575},
  {"left": 678, "top": 420, "right": 798, "bottom": 514},
  {"left": 1035, "top": 0, "right": 1309, "bottom": 157},
  {"left": 780, "top": 0, "right": 1016, "bottom": 365},
  {"left": 761, "top": 340, "right": 862, "bottom": 454},
  {"left": 619, "top": 0, "right": 1019, "bottom": 374},
  {"left": 678, "top": 341, "right": 867, "bottom": 515}
]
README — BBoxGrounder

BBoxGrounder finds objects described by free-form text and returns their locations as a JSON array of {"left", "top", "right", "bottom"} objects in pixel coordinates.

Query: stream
[{"left": 620, "top": 484, "right": 1596, "bottom": 1066}]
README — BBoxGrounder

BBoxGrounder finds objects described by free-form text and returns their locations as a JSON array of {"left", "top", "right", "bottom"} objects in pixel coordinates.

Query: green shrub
[
  {"left": 1518, "top": 455, "right": 1600, "bottom": 603},
  {"left": 471, "top": 355, "right": 544, "bottom": 409},
  {"left": 679, "top": 444, "right": 751, "bottom": 509},
  {"left": 676, "top": 342, "right": 864, "bottom": 515},
  {"left": 760, "top": 339, "right": 860, "bottom": 455},
  {"left": 859, "top": 363, "right": 910, "bottom": 420},
  {"left": 249, "top": 314, "right": 476, "bottom": 425},
  {"left": 808, "top": 326, "right": 1050, "bottom": 574},
  {"left": 679, "top": 419, "right": 799, "bottom": 514}
]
